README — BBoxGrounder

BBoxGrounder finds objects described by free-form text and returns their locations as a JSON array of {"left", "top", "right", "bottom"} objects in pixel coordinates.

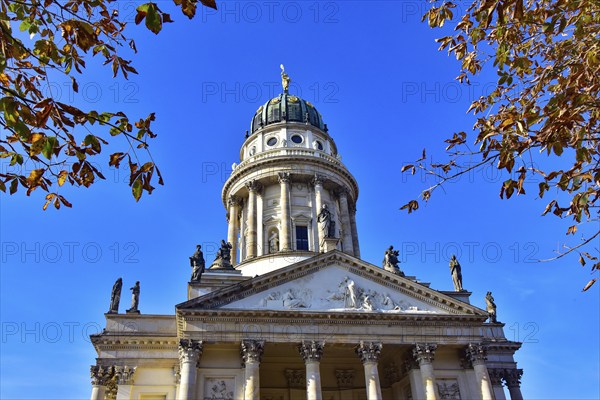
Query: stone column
[
  {"left": 504, "top": 369, "right": 523, "bottom": 400},
  {"left": 245, "top": 180, "right": 261, "bottom": 259},
  {"left": 355, "top": 341, "right": 383, "bottom": 400},
  {"left": 90, "top": 365, "right": 112, "bottom": 400},
  {"left": 413, "top": 344, "right": 439, "bottom": 400},
  {"left": 227, "top": 196, "right": 241, "bottom": 265},
  {"left": 299, "top": 341, "right": 324, "bottom": 400},
  {"left": 488, "top": 369, "right": 507, "bottom": 400},
  {"left": 466, "top": 343, "right": 494, "bottom": 400},
  {"left": 115, "top": 366, "right": 137, "bottom": 400},
  {"left": 241, "top": 340, "right": 265, "bottom": 400},
  {"left": 177, "top": 339, "right": 203, "bottom": 400},
  {"left": 312, "top": 175, "right": 325, "bottom": 251},
  {"left": 278, "top": 172, "right": 292, "bottom": 251},
  {"left": 337, "top": 190, "right": 355, "bottom": 255},
  {"left": 349, "top": 205, "right": 360, "bottom": 258},
  {"left": 404, "top": 359, "right": 425, "bottom": 400}
]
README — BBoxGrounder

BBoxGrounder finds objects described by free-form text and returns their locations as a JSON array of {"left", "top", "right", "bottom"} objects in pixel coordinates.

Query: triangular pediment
[{"left": 177, "top": 251, "right": 486, "bottom": 317}]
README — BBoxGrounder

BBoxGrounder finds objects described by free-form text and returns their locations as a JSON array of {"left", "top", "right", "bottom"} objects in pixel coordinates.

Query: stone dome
[{"left": 250, "top": 93, "right": 327, "bottom": 134}]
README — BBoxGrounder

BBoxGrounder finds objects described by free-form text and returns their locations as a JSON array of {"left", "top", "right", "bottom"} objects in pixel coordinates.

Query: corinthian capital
[
  {"left": 228, "top": 195, "right": 241, "bottom": 207},
  {"left": 178, "top": 339, "right": 203, "bottom": 364},
  {"left": 504, "top": 369, "right": 523, "bottom": 388},
  {"left": 245, "top": 179, "right": 262, "bottom": 193},
  {"left": 412, "top": 343, "right": 437, "bottom": 365},
  {"left": 465, "top": 343, "right": 488, "bottom": 366},
  {"left": 355, "top": 341, "right": 382, "bottom": 364},
  {"left": 278, "top": 172, "right": 291, "bottom": 183},
  {"left": 114, "top": 366, "right": 136, "bottom": 385},
  {"left": 487, "top": 368, "right": 504, "bottom": 386},
  {"left": 90, "top": 365, "right": 113, "bottom": 386},
  {"left": 298, "top": 340, "right": 324, "bottom": 362},
  {"left": 241, "top": 339, "right": 265, "bottom": 366},
  {"left": 312, "top": 174, "right": 325, "bottom": 187}
]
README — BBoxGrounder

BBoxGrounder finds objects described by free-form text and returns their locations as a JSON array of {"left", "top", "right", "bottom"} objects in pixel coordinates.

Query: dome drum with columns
[{"left": 87, "top": 68, "right": 525, "bottom": 400}]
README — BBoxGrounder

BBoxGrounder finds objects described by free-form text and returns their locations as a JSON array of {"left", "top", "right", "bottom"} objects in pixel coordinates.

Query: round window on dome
[
  {"left": 291, "top": 134, "right": 303, "bottom": 144},
  {"left": 267, "top": 137, "right": 278, "bottom": 147},
  {"left": 316, "top": 141, "right": 324, "bottom": 151}
]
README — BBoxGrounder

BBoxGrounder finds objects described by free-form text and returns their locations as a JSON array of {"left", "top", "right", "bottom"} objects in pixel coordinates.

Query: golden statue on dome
[{"left": 280, "top": 64, "right": 291, "bottom": 93}]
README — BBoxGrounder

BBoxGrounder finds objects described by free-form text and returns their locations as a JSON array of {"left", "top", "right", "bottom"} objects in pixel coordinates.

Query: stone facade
[{"left": 88, "top": 84, "right": 524, "bottom": 400}]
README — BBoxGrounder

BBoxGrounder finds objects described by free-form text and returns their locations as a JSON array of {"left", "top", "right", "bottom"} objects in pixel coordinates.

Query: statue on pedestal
[
  {"left": 317, "top": 204, "right": 336, "bottom": 238},
  {"left": 485, "top": 291, "right": 497, "bottom": 323},
  {"left": 383, "top": 246, "right": 405, "bottom": 277},
  {"left": 269, "top": 231, "right": 280, "bottom": 253},
  {"left": 210, "top": 240, "right": 234, "bottom": 270},
  {"left": 449, "top": 255, "right": 464, "bottom": 291},
  {"left": 280, "top": 64, "right": 291, "bottom": 93},
  {"left": 190, "top": 244, "right": 205, "bottom": 282},
  {"left": 108, "top": 278, "right": 122, "bottom": 314},
  {"left": 127, "top": 281, "right": 140, "bottom": 314}
]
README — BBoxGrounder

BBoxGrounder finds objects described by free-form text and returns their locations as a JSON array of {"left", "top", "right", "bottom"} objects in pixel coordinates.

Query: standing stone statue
[
  {"left": 210, "top": 240, "right": 234, "bottom": 270},
  {"left": 280, "top": 64, "right": 291, "bottom": 93},
  {"left": 449, "top": 255, "right": 464, "bottom": 291},
  {"left": 383, "top": 245, "right": 405, "bottom": 277},
  {"left": 189, "top": 244, "right": 205, "bottom": 282},
  {"left": 269, "top": 231, "right": 280, "bottom": 253},
  {"left": 127, "top": 281, "right": 140, "bottom": 314},
  {"left": 108, "top": 277, "right": 122, "bottom": 314},
  {"left": 485, "top": 291, "right": 497, "bottom": 323},
  {"left": 317, "top": 204, "right": 335, "bottom": 238}
]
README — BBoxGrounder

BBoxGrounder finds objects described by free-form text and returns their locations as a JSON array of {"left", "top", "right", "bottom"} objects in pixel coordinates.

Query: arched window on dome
[
  {"left": 267, "top": 101, "right": 281, "bottom": 124},
  {"left": 287, "top": 100, "right": 302, "bottom": 122}
]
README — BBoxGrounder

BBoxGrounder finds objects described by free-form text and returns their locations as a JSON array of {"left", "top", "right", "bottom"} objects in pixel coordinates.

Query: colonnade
[
  {"left": 90, "top": 341, "right": 523, "bottom": 400},
  {"left": 226, "top": 174, "right": 359, "bottom": 264}
]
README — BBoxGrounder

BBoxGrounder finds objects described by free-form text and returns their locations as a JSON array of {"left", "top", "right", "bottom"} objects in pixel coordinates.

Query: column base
[{"left": 321, "top": 237, "right": 339, "bottom": 253}]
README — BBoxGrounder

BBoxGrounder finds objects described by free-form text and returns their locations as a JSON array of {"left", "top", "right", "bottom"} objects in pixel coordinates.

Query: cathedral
[{"left": 88, "top": 69, "right": 525, "bottom": 400}]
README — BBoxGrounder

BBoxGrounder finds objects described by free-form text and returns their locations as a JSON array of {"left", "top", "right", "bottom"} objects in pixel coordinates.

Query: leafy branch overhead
[
  {"left": 0, "top": 0, "right": 217, "bottom": 206},
  {"left": 402, "top": 0, "right": 599, "bottom": 290}
]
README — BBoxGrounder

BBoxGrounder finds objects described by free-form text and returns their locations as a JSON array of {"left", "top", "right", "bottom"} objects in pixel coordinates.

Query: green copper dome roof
[{"left": 250, "top": 93, "right": 327, "bottom": 134}]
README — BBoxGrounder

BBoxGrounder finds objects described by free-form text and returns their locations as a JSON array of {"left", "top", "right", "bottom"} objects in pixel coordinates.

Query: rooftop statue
[
  {"left": 210, "top": 240, "right": 234, "bottom": 270},
  {"left": 126, "top": 281, "right": 140, "bottom": 314},
  {"left": 190, "top": 244, "right": 205, "bottom": 282},
  {"left": 485, "top": 291, "right": 497, "bottom": 323},
  {"left": 383, "top": 245, "right": 405, "bottom": 277},
  {"left": 280, "top": 64, "right": 291, "bottom": 93},
  {"left": 108, "top": 277, "right": 122, "bottom": 314},
  {"left": 449, "top": 254, "right": 464, "bottom": 291}
]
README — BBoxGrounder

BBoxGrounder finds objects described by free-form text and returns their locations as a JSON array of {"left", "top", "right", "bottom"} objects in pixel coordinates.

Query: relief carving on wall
[
  {"left": 204, "top": 378, "right": 234, "bottom": 400},
  {"left": 437, "top": 379, "right": 461, "bottom": 400}
]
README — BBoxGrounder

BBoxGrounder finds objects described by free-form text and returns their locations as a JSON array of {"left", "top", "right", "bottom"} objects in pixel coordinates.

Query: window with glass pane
[{"left": 295, "top": 226, "right": 309, "bottom": 251}]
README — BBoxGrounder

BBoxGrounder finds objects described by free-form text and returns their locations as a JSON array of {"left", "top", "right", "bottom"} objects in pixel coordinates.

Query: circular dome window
[
  {"left": 291, "top": 134, "right": 303, "bottom": 144},
  {"left": 316, "top": 141, "right": 324, "bottom": 151},
  {"left": 267, "top": 137, "right": 278, "bottom": 146}
]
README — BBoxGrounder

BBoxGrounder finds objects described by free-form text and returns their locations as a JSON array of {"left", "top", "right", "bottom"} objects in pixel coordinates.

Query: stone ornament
[
  {"left": 126, "top": 281, "right": 140, "bottom": 314},
  {"left": 335, "top": 369, "right": 354, "bottom": 388},
  {"left": 189, "top": 244, "right": 205, "bottom": 282},
  {"left": 114, "top": 366, "right": 136, "bottom": 385},
  {"left": 277, "top": 171, "right": 291, "bottom": 183},
  {"left": 245, "top": 179, "right": 262, "bottom": 193},
  {"left": 240, "top": 339, "right": 265, "bottom": 366},
  {"left": 355, "top": 341, "right": 383, "bottom": 364},
  {"left": 485, "top": 291, "right": 498, "bottom": 323},
  {"left": 413, "top": 343, "right": 437, "bottom": 365},
  {"left": 178, "top": 339, "right": 203, "bottom": 365},
  {"left": 108, "top": 278, "right": 122, "bottom": 314},
  {"left": 465, "top": 343, "right": 488, "bottom": 366},
  {"left": 437, "top": 379, "right": 462, "bottom": 399},
  {"left": 205, "top": 378, "right": 234, "bottom": 400},
  {"left": 504, "top": 369, "right": 523, "bottom": 388},
  {"left": 285, "top": 369, "right": 305, "bottom": 388},
  {"left": 298, "top": 340, "right": 324, "bottom": 362},
  {"left": 383, "top": 245, "right": 405, "bottom": 277},
  {"left": 90, "top": 365, "right": 113, "bottom": 386},
  {"left": 449, "top": 255, "right": 464, "bottom": 291},
  {"left": 487, "top": 368, "right": 504, "bottom": 386}
]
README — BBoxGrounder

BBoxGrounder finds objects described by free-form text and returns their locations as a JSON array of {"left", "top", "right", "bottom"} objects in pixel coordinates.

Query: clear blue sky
[{"left": 1, "top": 1, "right": 598, "bottom": 398}]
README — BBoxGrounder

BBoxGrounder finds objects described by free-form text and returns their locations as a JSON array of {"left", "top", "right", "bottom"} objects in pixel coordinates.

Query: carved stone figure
[
  {"left": 280, "top": 64, "right": 291, "bottom": 93},
  {"left": 283, "top": 289, "right": 307, "bottom": 309},
  {"left": 344, "top": 277, "right": 358, "bottom": 308},
  {"left": 317, "top": 204, "right": 336, "bottom": 238},
  {"left": 127, "top": 281, "right": 140, "bottom": 314},
  {"left": 485, "top": 291, "right": 497, "bottom": 323},
  {"left": 362, "top": 294, "right": 374, "bottom": 311},
  {"left": 108, "top": 278, "right": 122, "bottom": 314},
  {"left": 449, "top": 254, "right": 464, "bottom": 291},
  {"left": 269, "top": 231, "right": 280, "bottom": 253},
  {"left": 210, "top": 240, "right": 234, "bottom": 270},
  {"left": 383, "top": 245, "right": 405, "bottom": 277},
  {"left": 189, "top": 244, "right": 205, "bottom": 282}
]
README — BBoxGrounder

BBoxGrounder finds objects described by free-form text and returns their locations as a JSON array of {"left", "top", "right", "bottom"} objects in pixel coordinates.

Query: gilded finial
[{"left": 280, "top": 64, "right": 291, "bottom": 93}]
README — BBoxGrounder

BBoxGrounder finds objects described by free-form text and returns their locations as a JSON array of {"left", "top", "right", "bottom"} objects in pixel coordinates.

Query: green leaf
[
  {"left": 42, "top": 136, "right": 57, "bottom": 160},
  {"left": 132, "top": 179, "right": 143, "bottom": 201}
]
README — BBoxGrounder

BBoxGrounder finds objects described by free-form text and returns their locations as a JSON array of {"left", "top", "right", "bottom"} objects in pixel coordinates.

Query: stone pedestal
[{"left": 321, "top": 237, "right": 339, "bottom": 253}]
